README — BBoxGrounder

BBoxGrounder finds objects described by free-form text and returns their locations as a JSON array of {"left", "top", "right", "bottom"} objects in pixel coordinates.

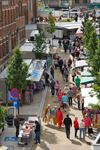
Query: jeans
[
  {"left": 68, "top": 97, "right": 72, "bottom": 106},
  {"left": 16, "top": 127, "right": 19, "bottom": 138},
  {"left": 80, "top": 128, "right": 85, "bottom": 139},
  {"left": 35, "top": 131, "right": 40, "bottom": 144},
  {"left": 75, "top": 128, "right": 78, "bottom": 137}
]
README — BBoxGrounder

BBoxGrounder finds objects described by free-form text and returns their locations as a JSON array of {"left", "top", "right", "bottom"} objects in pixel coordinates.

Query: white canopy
[
  {"left": 73, "top": 60, "right": 88, "bottom": 69},
  {"left": 81, "top": 88, "right": 98, "bottom": 108},
  {"left": 20, "top": 42, "right": 34, "bottom": 52},
  {"left": 20, "top": 41, "right": 50, "bottom": 54},
  {"left": 56, "top": 22, "right": 82, "bottom": 30},
  {"left": 30, "top": 30, "right": 39, "bottom": 37},
  {"left": 27, "top": 60, "right": 46, "bottom": 82},
  {"left": 27, "top": 69, "right": 44, "bottom": 82}
]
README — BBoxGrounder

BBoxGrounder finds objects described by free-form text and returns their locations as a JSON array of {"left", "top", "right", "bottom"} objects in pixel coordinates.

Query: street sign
[{"left": 10, "top": 88, "right": 19, "bottom": 98}]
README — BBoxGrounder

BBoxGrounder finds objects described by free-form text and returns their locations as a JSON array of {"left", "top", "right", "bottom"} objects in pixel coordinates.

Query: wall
[{"left": 0, "top": 0, "right": 26, "bottom": 72}]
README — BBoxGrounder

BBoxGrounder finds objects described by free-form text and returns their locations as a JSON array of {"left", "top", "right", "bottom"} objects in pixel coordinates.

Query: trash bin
[{"left": 6, "top": 115, "right": 14, "bottom": 126}]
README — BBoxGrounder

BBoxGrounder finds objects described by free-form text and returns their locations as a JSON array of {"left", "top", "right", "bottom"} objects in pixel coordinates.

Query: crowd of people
[{"left": 42, "top": 36, "right": 93, "bottom": 142}]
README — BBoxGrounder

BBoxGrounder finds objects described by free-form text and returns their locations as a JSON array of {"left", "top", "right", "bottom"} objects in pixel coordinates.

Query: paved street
[
  {"left": 1, "top": 43, "right": 92, "bottom": 150},
  {"left": 35, "top": 48, "right": 92, "bottom": 150}
]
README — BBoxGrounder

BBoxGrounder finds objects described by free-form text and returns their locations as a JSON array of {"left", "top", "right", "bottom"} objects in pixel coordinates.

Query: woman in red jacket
[{"left": 73, "top": 117, "right": 79, "bottom": 138}]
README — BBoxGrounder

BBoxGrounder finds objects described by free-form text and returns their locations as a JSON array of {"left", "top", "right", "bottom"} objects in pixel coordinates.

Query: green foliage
[
  {"left": 47, "top": 12, "right": 56, "bottom": 34},
  {"left": 93, "top": 72, "right": 100, "bottom": 98},
  {"left": 83, "top": 19, "right": 100, "bottom": 100},
  {"left": 83, "top": 20, "right": 95, "bottom": 49},
  {"left": 87, "top": 30, "right": 98, "bottom": 64},
  {"left": 89, "top": 103, "right": 100, "bottom": 110},
  {"left": 0, "top": 106, "right": 7, "bottom": 129},
  {"left": 32, "top": 29, "right": 46, "bottom": 59},
  {"left": 7, "top": 48, "right": 28, "bottom": 91}
]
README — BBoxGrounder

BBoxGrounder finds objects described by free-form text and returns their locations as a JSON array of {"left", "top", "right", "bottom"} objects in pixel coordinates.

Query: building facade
[
  {"left": 0, "top": 0, "right": 27, "bottom": 72},
  {"left": 41, "top": 0, "right": 91, "bottom": 8},
  {"left": 25, "top": 0, "right": 37, "bottom": 24},
  {"left": 71, "top": 0, "right": 91, "bottom": 7}
]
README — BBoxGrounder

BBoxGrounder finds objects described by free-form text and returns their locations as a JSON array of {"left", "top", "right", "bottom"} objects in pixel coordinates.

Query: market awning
[
  {"left": 55, "top": 22, "right": 82, "bottom": 30},
  {"left": 81, "top": 88, "right": 98, "bottom": 108},
  {"left": 64, "top": 26, "right": 79, "bottom": 30},
  {"left": 30, "top": 30, "right": 39, "bottom": 37},
  {"left": 84, "top": 96, "right": 98, "bottom": 108},
  {"left": 81, "top": 76, "right": 95, "bottom": 84},
  {"left": 27, "top": 69, "right": 44, "bottom": 82},
  {"left": 81, "top": 71, "right": 92, "bottom": 77},
  {"left": 73, "top": 60, "right": 88, "bottom": 69}
]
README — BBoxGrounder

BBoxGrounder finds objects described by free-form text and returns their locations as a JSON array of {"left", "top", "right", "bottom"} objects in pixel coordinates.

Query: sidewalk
[{"left": 1, "top": 87, "right": 47, "bottom": 150}]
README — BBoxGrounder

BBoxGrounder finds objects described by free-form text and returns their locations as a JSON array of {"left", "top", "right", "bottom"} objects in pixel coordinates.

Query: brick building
[
  {"left": 72, "top": 0, "right": 91, "bottom": 7},
  {"left": 25, "top": 0, "right": 37, "bottom": 24},
  {"left": 0, "top": 0, "right": 27, "bottom": 72},
  {"left": 43, "top": 0, "right": 91, "bottom": 8}
]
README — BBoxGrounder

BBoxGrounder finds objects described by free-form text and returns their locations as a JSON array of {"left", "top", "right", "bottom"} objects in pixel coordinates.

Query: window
[
  {"left": 75, "top": 0, "right": 79, "bottom": 3},
  {"left": 83, "top": 0, "right": 87, "bottom": 3}
]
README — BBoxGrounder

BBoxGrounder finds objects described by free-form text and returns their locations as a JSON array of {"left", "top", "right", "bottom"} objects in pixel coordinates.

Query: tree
[
  {"left": 83, "top": 19, "right": 95, "bottom": 49},
  {"left": 87, "top": 30, "right": 98, "bottom": 65},
  {"left": 83, "top": 19, "right": 100, "bottom": 100},
  {"left": 0, "top": 106, "right": 7, "bottom": 131},
  {"left": 7, "top": 48, "right": 28, "bottom": 91},
  {"left": 47, "top": 12, "right": 56, "bottom": 46},
  {"left": 32, "top": 29, "right": 46, "bottom": 59}
]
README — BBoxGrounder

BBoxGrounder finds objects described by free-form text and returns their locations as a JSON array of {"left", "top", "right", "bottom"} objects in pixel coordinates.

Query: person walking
[
  {"left": 56, "top": 108, "right": 63, "bottom": 128},
  {"left": 61, "top": 93, "right": 69, "bottom": 111},
  {"left": 73, "top": 117, "right": 79, "bottom": 138},
  {"left": 81, "top": 98, "right": 84, "bottom": 114},
  {"left": 79, "top": 119, "right": 85, "bottom": 140},
  {"left": 58, "top": 39, "right": 62, "bottom": 48},
  {"left": 84, "top": 114, "right": 91, "bottom": 134},
  {"left": 50, "top": 66, "right": 54, "bottom": 79},
  {"left": 50, "top": 79, "right": 55, "bottom": 96},
  {"left": 63, "top": 114, "right": 72, "bottom": 139},
  {"left": 67, "top": 88, "right": 73, "bottom": 106},
  {"left": 55, "top": 80, "right": 60, "bottom": 96},
  {"left": 51, "top": 106, "right": 57, "bottom": 126},
  {"left": 57, "top": 89, "right": 63, "bottom": 103},
  {"left": 14, "top": 115, "right": 20, "bottom": 138},
  {"left": 34, "top": 121, "right": 41, "bottom": 144},
  {"left": 75, "top": 76, "right": 81, "bottom": 88},
  {"left": 44, "top": 104, "right": 52, "bottom": 124}
]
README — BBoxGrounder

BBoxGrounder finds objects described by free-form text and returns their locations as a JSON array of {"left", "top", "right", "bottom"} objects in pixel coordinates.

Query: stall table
[{"left": 18, "top": 122, "right": 33, "bottom": 145}]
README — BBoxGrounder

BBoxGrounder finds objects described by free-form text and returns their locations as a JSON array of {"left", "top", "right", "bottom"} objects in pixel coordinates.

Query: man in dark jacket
[
  {"left": 50, "top": 79, "right": 55, "bottom": 95},
  {"left": 14, "top": 115, "right": 20, "bottom": 138},
  {"left": 63, "top": 114, "right": 72, "bottom": 139},
  {"left": 34, "top": 121, "right": 41, "bottom": 144}
]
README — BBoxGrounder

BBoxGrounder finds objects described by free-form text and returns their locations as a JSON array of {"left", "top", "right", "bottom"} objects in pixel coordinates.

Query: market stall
[
  {"left": 81, "top": 70, "right": 92, "bottom": 77},
  {"left": 24, "top": 60, "right": 46, "bottom": 104},
  {"left": 73, "top": 60, "right": 88, "bottom": 70},
  {"left": 81, "top": 88, "right": 100, "bottom": 128},
  {"left": 81, "top": 76, "right": 95, "bottom": 85},
  {"left": 18, "top": 116, "right": 39, "bottom": 146}
]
